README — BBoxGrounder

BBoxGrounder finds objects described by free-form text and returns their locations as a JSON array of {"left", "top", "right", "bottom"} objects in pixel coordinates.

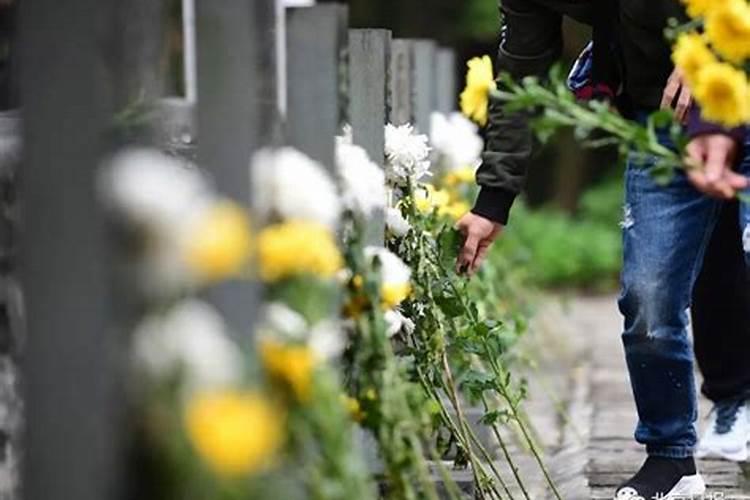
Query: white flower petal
[
  {"left": 335, "top": 142, "right": 386, "bottom": 216},
  {"left": 100, "top": 148, "right": 216, "bottom": 296},
  {"left": 309, "top": 320, "right": 346, "bottom": 360},
  {"left": 385, "top": 207, "right": 411, "bottom": 237},
  {"left": 429, "top": 112, "right": 484, "bottom": 172},
  {"left": 384, "top": 123, "right": 432, "bottom": 184},
  {"left": 364, "top": 246, "right": 411, "bottom": 286},
  {"left": 250, "top": 147, "right": 341, "bottom": 229},
  {"left": 132, "top": 300, "right": 242, "bottom": 393},
  {"left": 262, "top": 303, "right": 308, "bottom": 339},
  {"left": 383, "top": 310, "right": 414, "bottom": 338}
]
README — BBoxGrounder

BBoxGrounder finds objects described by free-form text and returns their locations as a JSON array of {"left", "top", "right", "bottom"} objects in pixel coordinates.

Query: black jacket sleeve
[{"left": 472, "top": 0, "right": 563, "bottom": 224}]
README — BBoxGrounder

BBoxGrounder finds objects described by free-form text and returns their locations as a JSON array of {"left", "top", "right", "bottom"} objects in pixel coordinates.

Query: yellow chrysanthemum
[
  {"left": 341, "top": 395, "right": 365, "bottom": 422},
  {"left": 681, "top": 0, "right": 730, "bottom": 19},
  {"left": 705, "top": 0, "right": 750, "bottom": 63},
  {"left": 257, "top": 221, "right": 343, "bottom": 282},
  {"left": 414, "top": 184, "right": 451, "bottom": 214},
  {"left": 185, "top": 201, "right": 253, "bottom": 282},
  {"left": 260, "top": 340, "right": 316, "bottom": 402},
  {"left": 460, "top": 56, "right": 497, "bottom": 126},
  {"left": 439, "top": 201, "right": 470, "bottom": 221},
  {"left": 381, "top": 282, "right": 412, "bottom": 309},
  {"left": 443, "top": 166, "right": 476, "bottom": 188},
  {"left": 672, "top": 32, "right": 718, "bottom": 85},
  {"left": 184, "top": 390, "right": 283, "bottom": 477},
  {"left": 693, "top": 61, "right": 750, "bottom": 126}
]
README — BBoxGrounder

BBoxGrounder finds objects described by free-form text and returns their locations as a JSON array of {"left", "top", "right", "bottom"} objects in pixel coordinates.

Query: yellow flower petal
[
  {"left": 414, "top": 184, "right": 451, "bottom": 214},
  {"left": 257, "top": 221, "right": 343, "bottom": 282},
  {"left": 185, "top": 390, "right": 283, "bottom": 477},
  {"left": 705, "top": 0, "right": 750, "bottom": 63},
  {"left": 693, "top": 61, "right": 750, "bottom": 127},
  {"left": 186, "top": 201, "right": 252, "bottom": 282},
  {"left": 381, "top": 282, "right": 411, "bottom": 309},
  {"left": 460, "top": 56, "right": 497, "bottom": 126},
  {"left": 681, "top": 0, "right": 731, "bottom": 19},
  {"left": 439, "top": 201, "right": 470, "bottom": 221},
  {"left": 260, "top": 340, "right": 316, "bottom": 402},
  {"left": 672, "top": 32, "right": 718, "bottom": 86}
]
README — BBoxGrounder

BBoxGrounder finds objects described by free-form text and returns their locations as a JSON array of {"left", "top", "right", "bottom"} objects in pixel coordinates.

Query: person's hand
[
  {"left": 685, "top": 133, "right": 747, "bottom": 199},
  {"left": 455, "top": 212, "right": 503, "bottom": 275},
  {"left": 660, "top": 68, "right": 693, "bottom": 123}
]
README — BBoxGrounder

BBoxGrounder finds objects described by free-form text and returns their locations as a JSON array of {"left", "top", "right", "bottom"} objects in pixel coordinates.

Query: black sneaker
[{"left": 614, "top": 456, "right": 705, "bottom": 499}]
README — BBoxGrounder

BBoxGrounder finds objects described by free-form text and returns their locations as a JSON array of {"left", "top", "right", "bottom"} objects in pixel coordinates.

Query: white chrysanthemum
[
  {"left": 385, "top": 207, "right": 411, "bottom": 237},
  {"left": 261, "top": 302, "right": 308, "bottom": 339},
  {"left": 384, "top": 309, "right": 415, "bottom": 338},
  {"left": 100, "top": 148, "right": 215, "bottom": 295},
  {"left": 308, "top": 320, "right": 346, "bottom": 360},
  {"left": 335, "top": 141, "right": 386, "bottom": 217},
  {"left": 132, "top": 299, "right": 242, "bottom": 393},
  {"left": 251, "top": 147, "right": 341, "bottom": 229},
  {"left": 430, "top": 112, "right": 484, "bottom": 171},
  {"left": 384, "top": 123, "right": 432, "bottom": 184},
  {"left": 102, "top": 148, "right": 213, "bottom": 228},
  {"left": 364, "top": 246, "right": 411, "bottom": 286},
  {"left": 258, "top": 303, "right": 346, "bottom": 361}
]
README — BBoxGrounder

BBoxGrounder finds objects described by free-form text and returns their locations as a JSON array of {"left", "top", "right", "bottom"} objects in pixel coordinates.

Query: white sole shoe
[
  {"left": 696, "top": 443, "right": 748, "bottom": 462},
  {"left": 664, "top": 474, "right": 706, "bottom": 498},
  {"left": 614, "top": 474, "right": 706, "bottom": 500}
]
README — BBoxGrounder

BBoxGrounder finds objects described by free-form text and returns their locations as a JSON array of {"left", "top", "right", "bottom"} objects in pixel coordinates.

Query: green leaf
[
  {"left": 437, "top": 226, "right": 463, "bottom": 269},
  {"left": 435, "top": 293, "right": 464, "bottom": 318}
]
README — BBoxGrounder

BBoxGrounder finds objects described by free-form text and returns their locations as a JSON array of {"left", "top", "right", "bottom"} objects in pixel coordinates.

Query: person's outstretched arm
[{"left": 458, "top": 0, "right": 563, "bottom": 273}]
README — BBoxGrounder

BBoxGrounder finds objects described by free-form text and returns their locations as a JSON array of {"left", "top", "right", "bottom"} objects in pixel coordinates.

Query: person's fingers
[
  {"left": 725, "top": 171, "right": 750, "bottom": 190},
  {"left": 687, "top": 169, "right": 711, "bottom": 194},
  {"left": 660, "top": 74, "right": 680, "bottom": 110},
  {"left": 457, "top": 232, "right": 480, "bottom": 274},
  {"left": 704, "top": 145, "right": 735, "bottom": 198},
  {"left": 675, "top": 86, "right": 692, "bottom": 123},
  {"left": 704, "top": 144, "right": 728, "bottom": 181},
  {"left": 470, "top": 240, "right": 492, "bottom": 273}
]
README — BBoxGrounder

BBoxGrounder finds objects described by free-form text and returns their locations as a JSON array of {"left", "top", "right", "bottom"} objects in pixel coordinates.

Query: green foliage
[
  {"left": 495, "top": 68, "right": 686, "bottom": 183},
  {"left": 494, "top": 177, "right": 624, "bottom": 290},
  {"left": 459, "top": 0, "right": 499, "bottom": 40}
]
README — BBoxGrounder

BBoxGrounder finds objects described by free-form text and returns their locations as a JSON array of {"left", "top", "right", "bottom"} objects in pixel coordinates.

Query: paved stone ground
[{"left": 508, "top": 294, "right": 750, "bottom": 500}]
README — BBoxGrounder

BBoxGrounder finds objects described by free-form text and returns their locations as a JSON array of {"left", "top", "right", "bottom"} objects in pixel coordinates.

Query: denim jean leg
[
  {"left": 738, "top": 144, "right": 750, "bottom": 270},
  {"left": 618, "top": 158, "right": 721, "bottom": 458}
]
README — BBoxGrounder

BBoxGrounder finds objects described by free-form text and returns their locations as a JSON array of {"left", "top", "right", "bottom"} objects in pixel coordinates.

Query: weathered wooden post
[
  {"left": 113, "top": 1, "right": 166, "bottom": 112},
  {"left": 20, "top": 1, "right": 125, "bottom": 499},
  {"left": 196, "top": 0, "right": 279, "bottom": 335},
  {"left": 286, "top": 4, "right": 348, "bottom": 171},
  {"left": 388, "top": 39, "right": 414, "bottom": 127},
  {"left": 348, "top": 28, "right": 390, "bottom": 243},
  {"left": 348, "top": 29, "right": 390, "bottom": 164},
  {"left": 411, "top": 39, "right": 437, "bottom": 134},
  {"left": 435, "top": 48, "right": 457, "bottom": 114}
]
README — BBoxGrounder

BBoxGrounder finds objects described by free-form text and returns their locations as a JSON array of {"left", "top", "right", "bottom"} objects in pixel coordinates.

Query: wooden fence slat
[
  {"left": 286, "top": 4, "right": 348, "bottom": 171},
  {"left": 411, "top": 39, "right": 437, "bottom": 134},
  {"left": 114, "top": 1, "right": 166, "bottom": 110},
  {"left": 348, "top": 29, "right": 390, "bottom": 244},
  {"left": 348, "top": 29, "right": 390, "bottom": 165},
  {"left": 388, "top": 39, "right": 413, "bottom": 127},
  {"left": 196, "top": 0, "right": 277, "bottom": 336},
  {"left": 20, "top": 1, "right": 124, "bottom": 499},
  {"left": 435, "top": 48, "right": 456, "bottom": 114},
  {"left": 196, "top": 0, "right": 258, "bottom": 202},
  {"left": 154, "top": 97, "right": 197, "bottom": 161}
]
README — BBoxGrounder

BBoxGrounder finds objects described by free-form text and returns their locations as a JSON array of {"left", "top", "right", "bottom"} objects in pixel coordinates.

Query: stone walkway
[{"left": 509, "top": 294, "right": 750, "bottom": 499}]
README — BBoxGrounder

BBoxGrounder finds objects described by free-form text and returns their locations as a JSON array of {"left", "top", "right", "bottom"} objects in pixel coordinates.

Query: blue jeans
[{"left": 619, "top": 133, "right": 750, "bottom": 458}]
